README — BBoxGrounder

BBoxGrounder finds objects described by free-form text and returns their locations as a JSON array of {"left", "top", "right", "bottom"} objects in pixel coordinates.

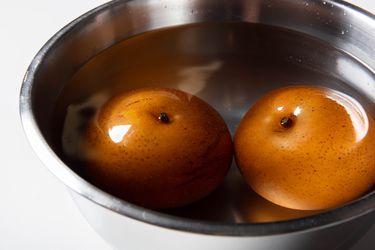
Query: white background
[{"left": 1, "top": 0, "right": 375, "bottom": 249}]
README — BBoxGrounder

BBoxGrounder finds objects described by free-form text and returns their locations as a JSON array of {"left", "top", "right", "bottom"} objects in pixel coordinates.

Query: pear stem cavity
[
  {"left": 280, "top": 117, "right": 293, "bottom": 128},
  {"left": 158, "top": 112, "right": 170, "bottom": 123}
]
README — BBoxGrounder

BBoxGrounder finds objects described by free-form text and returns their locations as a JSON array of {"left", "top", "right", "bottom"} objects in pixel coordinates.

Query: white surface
[
  {"left": 1, "top": 1, "right": 111, "bottom": 249},
  {"left": 0, "top": 0, "right": 375, "bottom": 249}
]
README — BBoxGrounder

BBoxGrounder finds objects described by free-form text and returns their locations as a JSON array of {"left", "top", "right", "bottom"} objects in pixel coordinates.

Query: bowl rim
[{"left": 19, "top": 0, "right": 375, "bottom": 236}]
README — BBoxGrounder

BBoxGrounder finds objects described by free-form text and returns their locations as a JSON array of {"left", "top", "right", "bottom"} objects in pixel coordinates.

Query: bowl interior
[
  {"left": 23, "top": 0, "right": 375, "bottom": 234},
  {"left": 51, "top": 22, "right": 375, "bottom": 223}
]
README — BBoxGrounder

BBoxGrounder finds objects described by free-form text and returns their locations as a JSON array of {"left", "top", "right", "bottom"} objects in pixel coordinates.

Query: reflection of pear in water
[
  {"left": 177, "top": 61, "right": 222, "bottom": 95},
  {"left": 80, "top": 87, "right": 232, "bottom": 209},
  {"left": 228, "top": 170, "right": 320, "bottom": 223},
  {"left": 62, "top": 93, "right": 109, "bottom": 160},
  {"left": 235, "top": 86, "right": 375, "bottom": 210},
  {"left": 164, "top": 167, "right": 319, "bottom": 223}
]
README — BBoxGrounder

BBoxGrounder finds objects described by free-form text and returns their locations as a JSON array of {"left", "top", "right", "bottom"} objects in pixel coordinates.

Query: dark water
[{"left": 52, "top": 22, "right": 375, "bottom": 223}]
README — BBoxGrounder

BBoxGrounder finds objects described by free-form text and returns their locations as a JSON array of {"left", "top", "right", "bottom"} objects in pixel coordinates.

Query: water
[{"left": 52, "top": 22, "right": 375, "bottom": 223}]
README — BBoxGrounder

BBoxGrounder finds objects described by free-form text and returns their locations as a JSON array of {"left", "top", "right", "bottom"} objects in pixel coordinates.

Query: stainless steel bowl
[{"left": 20, "top": 0, "right": 375, "bottom": 249}]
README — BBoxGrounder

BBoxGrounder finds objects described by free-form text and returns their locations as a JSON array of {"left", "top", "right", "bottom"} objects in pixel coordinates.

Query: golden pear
[{"left": 234, "top": 86, "right": 375, "bottom": 210}]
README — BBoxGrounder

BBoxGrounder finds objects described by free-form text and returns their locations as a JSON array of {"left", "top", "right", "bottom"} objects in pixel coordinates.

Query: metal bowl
[{"left": 20, "top": 0, "right": 375, "bottom": 249}]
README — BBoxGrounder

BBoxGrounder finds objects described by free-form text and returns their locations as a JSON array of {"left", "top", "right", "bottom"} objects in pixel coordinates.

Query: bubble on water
[
  {"left": 341, "top": 30, "right": 345, "bottom": 35},
  {"left": 323, "top": 1, "right": 326, "bottom": 5}
]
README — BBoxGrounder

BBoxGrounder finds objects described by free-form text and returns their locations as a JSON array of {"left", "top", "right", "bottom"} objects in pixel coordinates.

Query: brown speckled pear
[
  {"left": 80, "top": 87, "right": 232, "bottom": 209},
  {"left": 234, "top": 86, "right": 375, "bottom": 210}
]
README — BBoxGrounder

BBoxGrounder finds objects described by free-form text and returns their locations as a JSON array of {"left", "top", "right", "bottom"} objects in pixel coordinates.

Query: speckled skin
[
  {"left": 234, "top": 86, "right": 375, "bottom": 210},
  {"left": 81, "top": 88, "right": 232, "bottom": 209}
]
